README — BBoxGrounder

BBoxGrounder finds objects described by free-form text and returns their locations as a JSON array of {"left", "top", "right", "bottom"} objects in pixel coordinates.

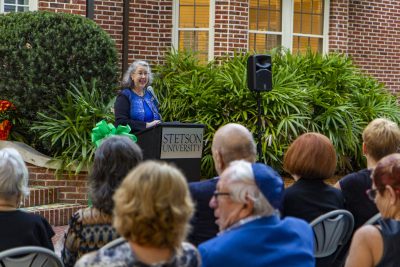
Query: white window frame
[
  {"left": 248, "top": 0, "right": 330, "bottom": 54},
  {"left": 172, "top": 0, "right": 215, "bottom": 61},
  {"left": 0, "top": 0, "right": 37, "bottom": 13}
]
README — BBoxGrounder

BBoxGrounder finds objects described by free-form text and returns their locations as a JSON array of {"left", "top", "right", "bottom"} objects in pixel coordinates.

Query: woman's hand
[{"left": 146, "top": 120, "right": 161, "bottom": 128}]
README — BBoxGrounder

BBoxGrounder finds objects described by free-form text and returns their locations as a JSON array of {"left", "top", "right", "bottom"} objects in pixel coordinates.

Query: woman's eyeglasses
[
  {"left": 135, "top": 72, "right": 149, "bottom": 77},
  {"left": 366, "top": 188, "right": 378, "bottom": 201}
]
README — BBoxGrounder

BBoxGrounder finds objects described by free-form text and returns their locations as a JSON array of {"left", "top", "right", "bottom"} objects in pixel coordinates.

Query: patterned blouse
[
  {"left": 61, "top": 207, "right": 119, "bottom": 267},
  {"left": 75, "top": 241, "right": 201, "bottom": 267}
]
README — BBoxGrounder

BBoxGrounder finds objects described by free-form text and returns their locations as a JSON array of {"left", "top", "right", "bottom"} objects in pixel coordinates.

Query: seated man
[
  {"left": 188, "top": 123, "right": 257, "bottom": 245},
  {"left": 335, "top": 118, "right": 400, "bottom": 229},
  {"left": 199, "top": 161, "right": 315, "bottom": 267}
]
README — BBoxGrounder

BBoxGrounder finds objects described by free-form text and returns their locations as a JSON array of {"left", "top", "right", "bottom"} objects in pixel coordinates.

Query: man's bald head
[{"left": 212, "top": 123, "right": 257, "bottom": 175}]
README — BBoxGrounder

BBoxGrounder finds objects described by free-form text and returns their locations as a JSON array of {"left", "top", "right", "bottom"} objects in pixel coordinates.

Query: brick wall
[
  {"left": 93, "top": 0, "right": 124, "bottom": 67},
  {"left": 39, "top": 0, "right": 86, "bottom": 15},
  {"left": 330, "top": 0, "right": 400, "bottom": 93},
  {"left": 127, "top": 0, "right": 173, "bottom": 65},
  {"left": 27, "top": 164, "right": 88, "bottom": 205},
  {"left": 329, "top": 0, "right": 349, "bottom": 53},
  {"left": 347, "top": 0, "right": 400, "bottom": 93},
  {"left": 214, "top": 0, "right": 249, "bottom": 58}
]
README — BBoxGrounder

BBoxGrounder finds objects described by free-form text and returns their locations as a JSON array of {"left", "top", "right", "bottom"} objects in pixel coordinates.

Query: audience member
[
  {"left": 75, "top": 161, "right": 200, "bottom": 267},
  {"left": 114, "top": 60, "right": 161, "bottom": 133},
  {"left": 61, "top": 136, "right": 143, "bottom": 266},
  {"left": 199, "top": 160, "right": 315, "bottom": 267},
  {"left": 188, "top": 123, "right": 257, "bottom": 245},
  {"left": 281, "top": 132, "right": 344, "bottom": 222},
  {"left": 0, "top": 148, "right": 54, "bottom": 251},
  {"left": 335, "top": 118, "right": 400, "bottom": 229},
  {"left": 345, "top": 153, "right": 400, "bottom": 267}
]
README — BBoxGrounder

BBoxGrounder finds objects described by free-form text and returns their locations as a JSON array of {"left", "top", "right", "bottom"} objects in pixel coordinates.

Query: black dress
[
  {"left": 281, "top": 178, "right": 344, "bottom": 222},
  {"left": 281, "top": 178, "right": 345, "bottom": 267},
  {"left": 0, "top": 210, "right": 55, "bottom": 252},
  {"left": 376, "top": 219, "right": 400, "bottom": 267}
]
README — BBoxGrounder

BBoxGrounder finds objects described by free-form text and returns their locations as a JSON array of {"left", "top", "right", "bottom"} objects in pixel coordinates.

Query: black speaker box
[{"left": 247, "top": 54, "right": 272, "bottom": 92}]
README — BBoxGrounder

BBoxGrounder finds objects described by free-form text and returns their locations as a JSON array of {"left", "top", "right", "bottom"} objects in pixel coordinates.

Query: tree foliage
[{"left": 0, "top": 11, "right": 118, "bottom": 150}]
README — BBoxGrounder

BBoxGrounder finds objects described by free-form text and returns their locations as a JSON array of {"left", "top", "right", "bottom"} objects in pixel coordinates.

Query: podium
[{"left": 136, "top": 122, "right": 205, "bottom": 182}]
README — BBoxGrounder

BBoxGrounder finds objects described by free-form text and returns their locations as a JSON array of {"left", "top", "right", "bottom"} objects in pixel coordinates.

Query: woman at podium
[{"left": 114, "top": 60, "right": 161, "bottom": 133}]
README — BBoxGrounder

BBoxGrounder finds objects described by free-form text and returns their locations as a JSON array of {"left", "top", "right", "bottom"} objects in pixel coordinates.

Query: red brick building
[{"left": 2, "top": 0, "right": 400, "bottom": 92}]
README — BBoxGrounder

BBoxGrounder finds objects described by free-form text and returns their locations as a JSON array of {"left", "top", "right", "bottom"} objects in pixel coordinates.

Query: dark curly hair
[{"left": 89, "top": 136, "right": 143, "bottom": 214}]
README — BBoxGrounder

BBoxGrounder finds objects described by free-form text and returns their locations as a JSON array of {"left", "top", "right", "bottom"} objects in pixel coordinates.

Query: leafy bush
[
  {"left": 0, "top": 11, "right": 118, "bottom": 150},
  {"left": 31, "top": 78, "right": 115, "bottom": 174},
  {"left": 154, "top": 49, "right": 400, "bottom": 178}
]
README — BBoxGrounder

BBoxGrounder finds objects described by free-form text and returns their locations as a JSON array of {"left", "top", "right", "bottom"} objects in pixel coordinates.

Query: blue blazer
[
  {"left": 199, "top": 215, "right": 315, "bottom": 267},
  {"left": 188, "top": 178, "right": 219, "bottom": 246}
]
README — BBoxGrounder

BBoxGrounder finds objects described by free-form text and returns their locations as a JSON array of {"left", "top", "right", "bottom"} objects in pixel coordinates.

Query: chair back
[
  {"left": 0, "top": 246, "right": 63, "bottom": 267},
  {"left": 310, "top": 209, "right": 354, "bottom": 258},
  {"left": 101, "top": 237, "right": 126, "bottom": 250},
  {"left": 363, "top": 213, "right": 381, "bottom": 226}
]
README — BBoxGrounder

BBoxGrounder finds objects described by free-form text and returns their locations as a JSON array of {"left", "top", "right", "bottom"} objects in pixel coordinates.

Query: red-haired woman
[
  {"left": 280, "top": 132, "right": 344, "bottom": 222},
  {"left": 346, "top": 153, "right": 400, "bottom": 267}
]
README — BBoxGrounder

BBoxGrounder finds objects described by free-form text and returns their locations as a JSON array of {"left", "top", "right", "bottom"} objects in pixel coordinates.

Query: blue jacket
[
  {"left": 199, "top": 215, "right": 315, "bottom": 267},
  {"left": 188, "top": 178, "right": 219, "bottom": 246},
  {"left": 114, "top": 87, "right": 161, "bottom": 132}
]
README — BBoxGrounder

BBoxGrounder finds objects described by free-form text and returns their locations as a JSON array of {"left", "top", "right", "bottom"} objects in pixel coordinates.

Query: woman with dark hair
[
  {"left": 61, "top": 136, "right": 143, "bottom": 267},
  {"left": 114, "top": 60, "right": 161, "bottom": 133},
  {"left": 346, "top": 153, "right": 400, "bottom": 267}
]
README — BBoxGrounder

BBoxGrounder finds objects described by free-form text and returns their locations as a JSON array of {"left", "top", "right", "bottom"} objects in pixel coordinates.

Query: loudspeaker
[{"left": 247, "top": 54, "right": 272, "bottom": 92}]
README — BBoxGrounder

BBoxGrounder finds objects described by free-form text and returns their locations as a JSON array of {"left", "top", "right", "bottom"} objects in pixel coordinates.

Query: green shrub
[
  {"left": 0, "top": 11, "right": 119, "bottom": 151},
  {"left": 31, "top": 78, "right": 115, "bottom": 174},
  {"left": 154, "top": 49, "right": 400, "bottom": 178}
]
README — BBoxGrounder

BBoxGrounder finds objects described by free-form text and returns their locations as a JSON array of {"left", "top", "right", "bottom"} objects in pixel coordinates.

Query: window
[
  {"left": 1, "top": 0, "right": 37, "bottom": 13},
  {"left": 248, "top": 0, "right": 329, "bottom": 54},
  {"left": 173, "top": 0, "right": 215, "bottom": 62},
  {"left": 249, "top": 0, "right": 282, "bottom": 52}
]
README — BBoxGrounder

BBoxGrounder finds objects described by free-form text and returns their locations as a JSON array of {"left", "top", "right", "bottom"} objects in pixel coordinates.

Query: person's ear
[
  {"left": 386, "top": 185, "right": 398, "bottom": 205},
  {"left": 241, "top": 196, "right": 254, "bottom": 217},
  {"left": 362, "top": 142, "right": 368, "bottom": 156},
  {"left": 213, "top": 150, "right": 224, "bottom": 174}
]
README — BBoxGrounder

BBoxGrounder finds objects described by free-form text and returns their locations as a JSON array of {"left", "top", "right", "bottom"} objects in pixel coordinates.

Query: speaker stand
[{"left": 256, "top": 91, "right": 263, "bottom": 162}]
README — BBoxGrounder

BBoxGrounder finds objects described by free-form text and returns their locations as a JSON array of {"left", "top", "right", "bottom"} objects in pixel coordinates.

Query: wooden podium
[{"left": 136, "top": 122, "right": 205, "bottom": 182}]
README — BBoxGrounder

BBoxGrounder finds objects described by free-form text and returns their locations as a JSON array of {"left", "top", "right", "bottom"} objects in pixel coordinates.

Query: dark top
[
  {"left": 114, "top": 87, "right": 161, "bottom": 133},
  {"left": 376, "top": 219, "right": 400, "bottom": 267},
  {"left": 188, "top": 178, "right": 219, "bottom": 246},
  {"left": 281, "top": 179, "right": 345, "bottom": 223},
  {"left": 339, "top": 168, "right": 379, "bottom": 229},
  {"left": 0, "top": 210, "right": 55, "bottom": 252}
]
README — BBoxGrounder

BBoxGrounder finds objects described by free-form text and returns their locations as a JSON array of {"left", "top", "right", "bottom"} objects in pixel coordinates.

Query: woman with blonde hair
[{"left": 76, "top": 161, "right": 200, "bottom": 267}]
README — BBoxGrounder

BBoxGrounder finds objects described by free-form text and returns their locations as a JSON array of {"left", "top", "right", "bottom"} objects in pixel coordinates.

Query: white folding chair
[{"left": 0, "top": 246, "right": 63, "bottom": 267}]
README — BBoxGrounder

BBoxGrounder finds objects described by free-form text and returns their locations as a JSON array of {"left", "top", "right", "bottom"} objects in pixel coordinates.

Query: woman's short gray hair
[
  {"left": 121, "top": 60, "right": 153, "bottom": 88},
  {"left": 225, "top": 160, "right": 274, "bottom": 216},
  {"left": 0, "top": 148, "right": 29, "bottom": 198}
]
